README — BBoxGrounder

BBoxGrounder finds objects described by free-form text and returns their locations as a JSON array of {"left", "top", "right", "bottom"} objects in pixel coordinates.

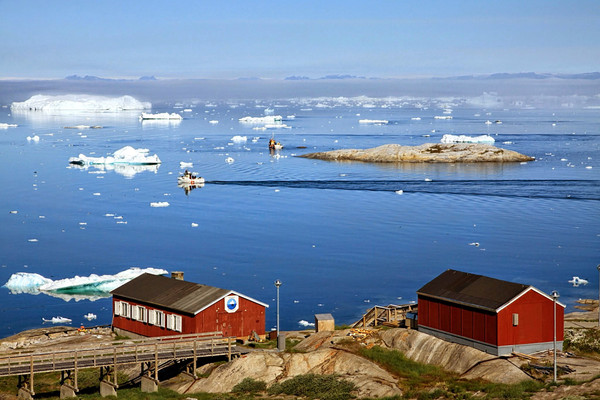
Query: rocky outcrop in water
[{"left": 299, "top": 143, "right": 534, "bottom": 163}]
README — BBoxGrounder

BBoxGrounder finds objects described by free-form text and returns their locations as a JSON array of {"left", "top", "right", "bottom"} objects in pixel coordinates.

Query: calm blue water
[{"left": 0, "top": 99, "right": 599, "bottom": 338}]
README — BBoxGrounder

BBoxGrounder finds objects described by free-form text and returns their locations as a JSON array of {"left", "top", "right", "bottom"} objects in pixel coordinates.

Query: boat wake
[{"left": 206, "top": 179, "right": 600, "bottom": 201}]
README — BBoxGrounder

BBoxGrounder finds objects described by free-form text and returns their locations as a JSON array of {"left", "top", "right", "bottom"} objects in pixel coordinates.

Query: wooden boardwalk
[
  {"left": 0, "top": 332, "right": 239, "bottom": 397},
  {"left": 351, "top": 303, "right": 417, "bottom": 328}
]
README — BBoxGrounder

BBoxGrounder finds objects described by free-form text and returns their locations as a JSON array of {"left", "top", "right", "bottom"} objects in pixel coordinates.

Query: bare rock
[
  {"left": 182, "top": 349, "right": 402, "bottom": 398},
  {"left": 299, "top": 143, "right": 534, "bottom": 163},
  {"left": 380, "top": 328, "right": 531, "bottom": 384}
]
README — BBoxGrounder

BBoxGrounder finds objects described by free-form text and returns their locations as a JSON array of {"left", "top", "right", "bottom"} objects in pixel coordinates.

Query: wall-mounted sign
[{"left": 224, "top": 295, "right": 239, "bottom": 313}]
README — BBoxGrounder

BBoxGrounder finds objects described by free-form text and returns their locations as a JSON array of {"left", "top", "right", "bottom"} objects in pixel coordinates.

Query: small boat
[
  {"left": 178, "top": 175, "right": 205, "bottom": 185},
  {"left": 268, "top": 138, "right": 283, "bottom": 150}
]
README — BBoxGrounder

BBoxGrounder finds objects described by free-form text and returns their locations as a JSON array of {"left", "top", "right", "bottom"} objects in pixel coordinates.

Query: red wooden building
[
  {"left": 111, "top": 273, "right": 268, "bottom": 339},
  {"left": 417, "top": 269, "right": 564, "bottom": 356}
]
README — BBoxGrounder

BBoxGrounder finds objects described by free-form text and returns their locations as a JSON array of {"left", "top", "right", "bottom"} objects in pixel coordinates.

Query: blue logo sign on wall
[{"left": 224, "top": 295, "right": 239, "bottom": 313}]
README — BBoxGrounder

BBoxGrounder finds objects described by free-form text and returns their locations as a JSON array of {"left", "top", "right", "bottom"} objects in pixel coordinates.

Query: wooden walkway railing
[
  {"left": 351, "top": 303, "right": 417, "bottom": 328},
  {"left": 0, "top": 331, "right": 239, "bottom": 397}
]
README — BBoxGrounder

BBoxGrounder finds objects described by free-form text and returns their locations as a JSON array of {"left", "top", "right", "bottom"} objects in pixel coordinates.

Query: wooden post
[
  {"left": 74, "top": 352, "right": 78, "bottom": 391},
  {"left": 228, "top": 338, "right": 232, "bottom": 361},
  {"left": 154, "top": 344, "right": 158, "bottom": 380},
  {"left": 29, "top": 355, "right": 34, "bottom": 394},
  {"left": 113, "top": 348, "right": 117, "bottom": 386},
  {"left": 193, "top": 340, "right": 197, "bottom": 377},
  {"left": 374, "top": 308, "right": 378, "bottom": 327},
  {"left": 362, "top": 315, "right": 366, "bottom": 327}
]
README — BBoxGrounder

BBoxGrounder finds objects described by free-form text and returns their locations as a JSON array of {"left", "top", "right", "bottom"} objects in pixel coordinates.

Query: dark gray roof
[
  {"left": 417, "top": 269, "right": 529, "bottom": 312},
  {"left": 111, "top": 274, "right": 233, "bottom": 315}
]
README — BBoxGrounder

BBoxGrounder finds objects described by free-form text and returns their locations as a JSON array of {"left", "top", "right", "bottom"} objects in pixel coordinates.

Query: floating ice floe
[
  {"left": 64, "top": 125, "right": 102, "bottom": 129},
  {"left": 568, "top": 276, "right": 588, "bottom": 287},
  {"left": 0, "top": 123, "right": 17, "bottom": 129},
  {"left": 298, "top": 320, "right": 315, "bottom": 327},
  {"left": 359, "top": 119, "right": 388, "bottom": 125},
  {"left": 411, "top": 117, "right": 421, "bottom": 121},
  {"left": 43, "top": 316, "right": 72, "bottom": 324},
  {"left": 3, "top": 267, "right": 168, "bottom": 300},
  {"left": 239, "top": 115, "right": 283, "bottom": 124},
  {"left": 209, "top": 120, "right": 219, "bottom": 124},
  {"left": 231, "top": 135, "right": 247, "bottom": 143},
  {"left": 225, "top": 157, "right": 235, "bottom": 163},
  {"left": 69, "top": 146, "right": 161, "bottom": 166},
  {"left": 84, "top": 313, "right": 97, "bottom": 321},
  {"left": 441, "top": 134, "right": 495, "bottom": 144},
  {"left": 27, "top": 135, "right": 40, "bottom": 142},
  {"left": 150, "top": 202, "right": 169, "bottom": 207},
  {"left": 180, "top": 161, "right": 193, "bottom": 168},
  {"left": 434, "top": 116, "right": 453, "bottom": 120},
  {"left": 11, "top": 94, "right": 150, "bottom": 112},
  {"left": 139, "top": 112, "right": 182, "bottom": 120},
  {"left": 191, "top": 223, "right": 199, "bottom": 227}
]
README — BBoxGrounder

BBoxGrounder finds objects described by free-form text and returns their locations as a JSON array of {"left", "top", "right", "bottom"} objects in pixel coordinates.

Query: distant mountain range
[
  {"left": 64, "top": 72, "right": 600, "bottom": 82},
  {"left": 65, "top": 75, "right": 157, "bottom": 81},
  {"left": 442, "top": 72, "right": 600, "bottom": 80}
]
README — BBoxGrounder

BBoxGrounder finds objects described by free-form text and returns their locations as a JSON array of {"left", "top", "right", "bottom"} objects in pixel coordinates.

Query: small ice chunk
[
  {"left": 150, "top": 202, "right": 170, "bottom": 207},
  {"left": 42, "top": 316, "right": 72, "bottom": 324},
  {"left": 441, "top": 134, "right": 494, "bottom": 144},
  {"left": 84, "top": 313, "right": 97, "bottom": 321},
  {"left": 191, "top": 223, "right": 199, "bottom": 227},
  {"left": 298, "top": 320, "right": 315, "bottom": 327},
  {"left": 27, "top": 135, "right": 40, "bottom": 142},
  {"left": 358, "top": 119, "right": 388, "bottom": 125},
  {"left": 395, "top": 190, "right": 403, "bottom": 195},
  {"left": 209, "top": 120, "right": 219, "bottom": 124},
  {"left": 231, "top": 135, "right": 247, "bottom": 143},
  {"left": 93, "top": 193, "right": 101, "bottom": 196},
  {"left": 424, "top": 178, "right": 432, "bottom": 182},
  {"left": 411, "top": 117, "right": 421, "bottom": 121},
  {"left": 225, "top": 157, "right": 234, "bottom": 163},
  {"left": 28, "top": 239, "right": 38, "bottom": 242},
  {"left": 9, "top": 210, "right": 18, "bottom": 214},
  {"left": 469, "top": 242, "right": 480, "bottom": 247},
  {"left": 180, "top": 161, "right": 193, "bottom": 168}
]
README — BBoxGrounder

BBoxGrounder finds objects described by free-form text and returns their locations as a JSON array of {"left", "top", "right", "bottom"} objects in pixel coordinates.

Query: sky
[{"left": 1, "top": 0, "right": 599, "bottom": 80}]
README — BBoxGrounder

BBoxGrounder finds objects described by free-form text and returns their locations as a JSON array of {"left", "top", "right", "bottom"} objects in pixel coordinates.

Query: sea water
[{"left": 0, "top": 99, "right": 598, "bottom": 338}]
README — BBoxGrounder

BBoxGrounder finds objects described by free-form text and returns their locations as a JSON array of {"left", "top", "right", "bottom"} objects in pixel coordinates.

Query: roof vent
[{"left": 171, "top": 271, "right": 184, "bottom": 280}]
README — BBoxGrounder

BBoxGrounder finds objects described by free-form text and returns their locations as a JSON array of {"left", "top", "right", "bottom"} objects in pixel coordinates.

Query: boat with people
[
  {"left": 268, "top": 138, "right": 283, "bottom": 150},
  {"left": 178, "top": 170, "right": 205, "bottom": 185}
]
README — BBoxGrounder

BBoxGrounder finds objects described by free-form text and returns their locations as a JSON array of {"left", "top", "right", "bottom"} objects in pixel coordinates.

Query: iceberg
[
  {"left": 358, "top": 119, "right": 388, "bottom": 125},
  {"left": 69, "top": 146, "right": 161, "bottom": 166},
  {"left": 239, "top": 115, "right": 283, "bottom": 124},
  {"left": 3, "top": 267, "right": 168, "bottom": 300},
  {"left": 440, "top": 134, "right": 495, "bottom": 144},
  {"left": 150, "top": 202, "right": 169, "bottom": 207},
  {"left": 43, "top": 316, "right": 72, "bottom": 324},
  {"left": 231, "top": 135, "right": 247, "bottom": 143},
  {"left": 139, "top": 112, "right": 182, "bottom": 120},
  {"left": 11, "top": 94, "right": 150, "bottom": 112},
  {"left": 0, "top": 123, "right": 18, "bottom": 129}
]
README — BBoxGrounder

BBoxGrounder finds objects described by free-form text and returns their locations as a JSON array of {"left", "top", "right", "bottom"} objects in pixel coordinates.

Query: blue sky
[{"left": 1, "top": 0, "right": 598, "bottom": 79}]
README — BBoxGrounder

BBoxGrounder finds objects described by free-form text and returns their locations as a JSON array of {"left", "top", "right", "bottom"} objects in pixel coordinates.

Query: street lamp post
[
  {"left": 551, "top": 290, "right": 559, "bottom": 383},
  {"left": 274, "top": 279, "right": 282, "bottom": 349}
]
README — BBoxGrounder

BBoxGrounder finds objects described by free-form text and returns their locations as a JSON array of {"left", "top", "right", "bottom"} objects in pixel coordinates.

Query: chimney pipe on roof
[{"left": 171, "top": 271, "right": 184, "bottom": 280}]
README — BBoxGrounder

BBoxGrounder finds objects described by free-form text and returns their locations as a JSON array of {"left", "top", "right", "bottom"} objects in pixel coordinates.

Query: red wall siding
[
  {"left": 418, "top": 295, "right": 497, "bottom": 345},
  {"left": 497, "top": 289, "right": 564, "bottom": 346},
  {"left": 113, "top": 295, "right": 266, "bottom": 338}
]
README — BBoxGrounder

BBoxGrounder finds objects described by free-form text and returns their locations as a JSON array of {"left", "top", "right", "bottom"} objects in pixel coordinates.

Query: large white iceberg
[
  {"left": 3, "top": 267, "right": 168, "bottom": 299},
  {"left": 11, "top": 94, "right": 151, "bottom": 112},
  {"left": 440, "top": 134, "right": 495, "bottom": 144},
  {"left": 140, "top": 112, "right": 182, "bottom": 120},
  {"left": 69, "top": 146, "right": 161, "bottom": 166}
]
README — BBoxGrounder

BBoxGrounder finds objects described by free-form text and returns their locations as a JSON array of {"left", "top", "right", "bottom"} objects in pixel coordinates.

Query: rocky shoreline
[{"left": 299, "top": 143, "right": 534, "bottom": 163}]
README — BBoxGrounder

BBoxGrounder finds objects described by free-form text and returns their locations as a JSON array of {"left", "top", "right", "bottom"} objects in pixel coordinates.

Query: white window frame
[
  {"left": 114, "top": 301, "right": 122, "bottom": 316},
  {"left": 131, "top": 305, "right": 139, "bottom": 320},
  {"left": 137, "top": 306, "right": 147, "bottom": 323},
  {"left": 148, "top": 309, "right": 156, "bottom": 325},
  {"left": 120, "top": 301, "right": 130, "bottom": 318},
  {"left": 173, "top": 315, "right": 182, "bottom": 332},
  {"left": 166, "top": 314, "right": 174, "bottom": 330}
]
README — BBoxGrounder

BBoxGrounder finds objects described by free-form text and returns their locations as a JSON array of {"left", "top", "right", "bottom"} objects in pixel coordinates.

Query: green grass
[
  {"left": 268, "top": 374, "right": 356, "bottom": 400},
  {"left": 359, "top": 345, "right": 545, "bottom": 399}
]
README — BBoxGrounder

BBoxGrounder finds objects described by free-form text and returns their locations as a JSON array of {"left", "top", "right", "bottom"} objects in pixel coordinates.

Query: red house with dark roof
[
  {"left": 111, "top": 273, "right": 268, "bottom": 339},
  {"left": 417, "top": 269, "right": 564, "bottom": 356}
]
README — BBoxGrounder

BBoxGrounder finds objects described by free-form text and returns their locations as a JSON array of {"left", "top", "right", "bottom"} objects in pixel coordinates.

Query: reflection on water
[
  {"left": 179, "top": 182, "right": 205, "bottom": 195},
  {"left": 10, "top": 109, "right": 142, "bottom": 128}
]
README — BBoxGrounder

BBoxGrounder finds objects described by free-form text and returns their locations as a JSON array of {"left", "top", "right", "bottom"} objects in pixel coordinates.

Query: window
[
  {"left": 137, "top": 306, "right": 147, "bottom": 323},
  {"left": 166, "top": 314, "right": 174, "bottom": 330},
  {"left": 131, "top": 305, "right": 139, "bottom": 320},
  {"left": 148, "top": 309, "right": 156, "bottom": 325},
  {"left": 155, "top": 310, "right": 165, "bottom": 328},
  {"left": 173, "top": 315, "right": 182, "bottom": 332},
  {"left": 114, "top": 301, "right": 122, "bottom": 316},
  {"left": 120, "top": 301, "right": 130, "bottom": 318}
]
